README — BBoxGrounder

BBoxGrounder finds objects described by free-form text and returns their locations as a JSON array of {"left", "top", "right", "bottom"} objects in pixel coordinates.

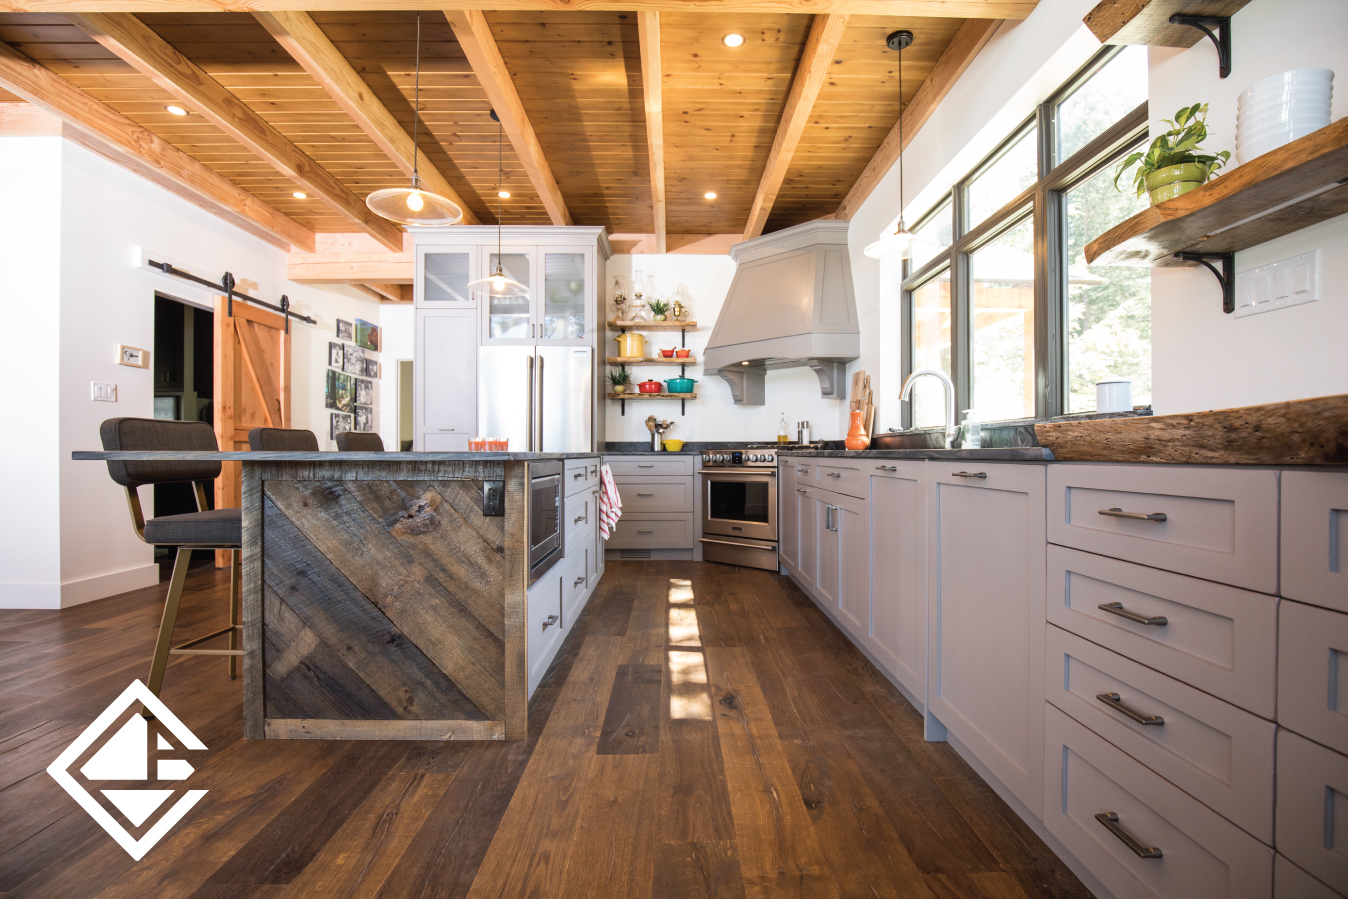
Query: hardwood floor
[{"left": 0, "top": 560, "right": 1092, "bottom": 899}]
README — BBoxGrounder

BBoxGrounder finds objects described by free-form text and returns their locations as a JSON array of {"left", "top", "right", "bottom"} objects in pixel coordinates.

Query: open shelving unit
[
  {"left": 1083, "top": 119, "right": 1348, "bottom": 312},
  {"left": 606, "top": 319, "right": 699, "bottom": 415},
  {"left": 1083, "top": 0, "right": 1253, "bottom": 77}
]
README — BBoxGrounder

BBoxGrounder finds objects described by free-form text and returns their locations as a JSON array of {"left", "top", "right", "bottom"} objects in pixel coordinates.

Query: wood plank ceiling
[{"left": 0, "top": 9, "right": 977, "bottom": 244}]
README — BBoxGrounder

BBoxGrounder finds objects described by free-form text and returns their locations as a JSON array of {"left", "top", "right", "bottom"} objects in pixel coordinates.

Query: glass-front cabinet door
[
  {"left": 420, "top": 251, "right": 473, "bottom": 304},
  {"left": 483, "top": 251, "right": 533, "bottom": 341},
  {"left": 478, "top": 246, "right": 592, "bottom": 345},
  {"left": 542, "top": 252, "right": 587, "bottom": 340}
]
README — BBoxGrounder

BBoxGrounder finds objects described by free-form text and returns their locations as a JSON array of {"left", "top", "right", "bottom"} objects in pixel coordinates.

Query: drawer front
[
  {"left": 1047, "top": 465, "right": 1279, "bottom": 593},
  {"left": 787, "top": 459, "right": 816, "bottom": 484},
  {"left": 1277, "top": 729, "right": 1348, "bottom": 893},
  {"left": 1047, "top": 545, "right": 1278, "bottom": 717},
  {"left": 604, "top": 455, "right": 695, "bottom": 476},
  {"left": 1281, "top": 471, "right": 1348, "bottom": 613},
  {"left": 562, "top": 536, "right": 592, "bottom": 626},
  {"left": 1045, "top": 705, "right": 1273, "bottom": 899},
  {"left": 615, "top": 477, "right": 693, "bottom": 513},
  {"left": 605, "top": 514, "right": 695, "bottom": 550},
  {"left": 814, "top": 462, "right": 867, "bottom": 500},
  {"left": 1047, "top": 625, "right": 1276, "bottom": 843},
  {"left": 564, "top": 491, "right": 592, "bottom": 547},
  {"left": 1279, "top": 600, "right": 1348, "bottom": 754},
  {"left": 421, "top": 432, "right": 469, "bottom": 452},
  {"left": 1275, "top": 855, "right": 1343, "bottom": 899},
  {"left": 527, "top": 571, "right": 564, "bottom": 692},
  {"left": 564, "top": 457, "right": 597, "bottom": 497}
]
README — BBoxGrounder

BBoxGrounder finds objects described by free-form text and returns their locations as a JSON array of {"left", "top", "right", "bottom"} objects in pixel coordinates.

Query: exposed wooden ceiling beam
[
  {"left": 608, "top": 233, "right": 741, "bottom": 255},
  {"left": 0, "top": 44, "right": 314, "bottom": 252},
  {"left": 637, "top": 12, "right": 665, "bottom": 254},
  {"left": 835, "top": 18, "right": 1000, "bottom": 222},
  {"left": 253, "top": 11, "right": 479, "bottom": 226},
  {"left": 444, "top": 9, "right": 572, "bottom": 227},
  {"left": 362, "top": 283, "right": 414, "bottom": 302},
  {"left": 743, "top": 13, "right": 848, "bottom": 240},
  {"left": 287, "top": 233, "right": 413, "bottom": 284},
  {"left": 2, "top": 1, "right": 1036, "bottom": 18},
  {"left": 66, "top": 12, "right": 405, "bottom": 251}
]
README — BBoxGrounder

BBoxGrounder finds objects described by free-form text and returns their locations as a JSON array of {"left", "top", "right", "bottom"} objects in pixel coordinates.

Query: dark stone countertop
[
  {"left": 778, "top": 447, "right": 1054, "bottom": 461},
  {"left": 73, "top": 451, "right": 601, "bottom": 462}
]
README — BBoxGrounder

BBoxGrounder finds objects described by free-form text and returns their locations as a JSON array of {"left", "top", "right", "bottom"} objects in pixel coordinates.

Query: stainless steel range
[{"left": 698, "top": 447, "right": 784, "bottom": 571}]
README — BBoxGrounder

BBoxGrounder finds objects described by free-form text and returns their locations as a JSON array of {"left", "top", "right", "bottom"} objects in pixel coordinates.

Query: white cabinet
[
  {"left": 480, "top": 244, "right": 596, "bottom": 345},
  {"left": 527, "top": 568, "right": 564, "bottom": 696},
  {"left": 795, "top": 483, "right": 817, "bottom": 595},
  {"left": 868, "top": 462, "right": 928, "bottom": 703},
  {"left": 417, "top": 249, "right": 475, "bottom": 304},
  {"left": 927, "top": 463, "right": 1047, "bottom": 813},
  {"left": 1281, "top": 471, "right": 1348, "bottom": 613},
  {"left": 814, "top": 489, "right": 868, "bottom": 636},
  {"left": 1276, "top": 729, "right": 1348, "bottom": 893},
  {"left": 779, "top": 462, "right": 798, "bottom": 572},
  {"left": 415, "top": 308, "right": 477, "bottom": 451}
]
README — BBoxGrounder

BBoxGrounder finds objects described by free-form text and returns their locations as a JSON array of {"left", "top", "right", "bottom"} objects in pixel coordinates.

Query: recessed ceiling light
[
  {"left": 164, "top": 105, "right": 188, "bottom": 116},
  {"left": 704, "top": 191, "right": 717, "bottom": 200},
  {"left": 722, "top": 33, "right": 745, "bottom": 48},
  {"left": 741, "top": 361, "right": 750, "bottom": 365},
  {"left": 292, "top": 191, "right": 307, "bottom": 199},
  {"left": 498, "top": 190, "right": 511, "bottom": 198}
]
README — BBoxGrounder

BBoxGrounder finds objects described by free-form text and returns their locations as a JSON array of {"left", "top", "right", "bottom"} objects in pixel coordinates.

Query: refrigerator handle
[
  {"left": 525, "top": 354, "right": 535, "bottom": 452},
  {"left": 537, "top": 354, "right": 545, "bottom": 452}
]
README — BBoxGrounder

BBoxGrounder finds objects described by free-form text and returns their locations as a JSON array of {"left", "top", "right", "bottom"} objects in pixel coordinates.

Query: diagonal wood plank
[
  {"left": 262, "top": 495, "right": 484, "bottom": 721},
  {"left": 233, "top": 317, "right": 280, "bottom": 429},
  {"left": 266, "top": 479, "right": 505, "bottom": 720}
]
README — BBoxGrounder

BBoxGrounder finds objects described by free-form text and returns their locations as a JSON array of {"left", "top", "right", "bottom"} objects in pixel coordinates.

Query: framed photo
[
  {"left": 355, "top": 318, "right": 380, "bottom": 352},
  {"left": 354, "top": 406, "right": 373, "bottom": 432},
  {"left": 354, "top": 377, "right": 373, "bottom": 406},
  {"left": 117, "top": 345, "right": 149, "bottom": 368},
  {"left": 328, "top": 341, "right": 345, "bottom": 368},
  {"left": 343, "top": 344, "right": 365, "bottom": 376},
  {"left": 330, "top": 412, "right": 353, "bottom": 441},
  {"left": 363, "top": 358, "right": 380, "bottom": 379},
  {"left": 325, "top": 369, "right": 353, "bottom": 412},
  {"left": 336, "top": 319, "right": 354, "bottom": 341}
]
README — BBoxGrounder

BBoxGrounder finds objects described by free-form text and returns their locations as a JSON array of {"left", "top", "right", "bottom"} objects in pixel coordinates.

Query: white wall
[
  {"left": 605, "top": 254, "right": 849, "bottom": 444},
  {"left": 378, "top": 303, "right": 413, "bottom": 452},
  {"left": 1148, "top": 0, "right": 1348, "bottom": 413}
]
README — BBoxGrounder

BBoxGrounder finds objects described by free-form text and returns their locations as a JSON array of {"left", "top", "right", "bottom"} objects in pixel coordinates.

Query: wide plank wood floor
[{"left": 0, "top": 560, "right": 1092, "bottom": 899}]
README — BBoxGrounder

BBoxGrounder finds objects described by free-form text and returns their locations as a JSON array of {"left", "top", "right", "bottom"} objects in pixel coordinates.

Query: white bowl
[
  {"left": 1238, "top": 93, "right": 1333, "bottom": 114},
  {"left": 1236, "top": 133, "right": 1296, "bottom": 164},
  {"left": 1237, "top": 108, "right": 1331, "bottom": 125},
  {"left": 1238, "top": 97, "right": 1333, "bottom": 119},
  {"left": 1239, "top": 67, "right": 1334, "bottom": 104},
  {"left": 1237, "top": 119, "right": 1331, "bottom": 140}
]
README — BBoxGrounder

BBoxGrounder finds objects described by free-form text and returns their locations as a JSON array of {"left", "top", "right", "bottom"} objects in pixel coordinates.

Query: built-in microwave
[{"left": 527, "top": 461, "right": 563, "bottom": 584}]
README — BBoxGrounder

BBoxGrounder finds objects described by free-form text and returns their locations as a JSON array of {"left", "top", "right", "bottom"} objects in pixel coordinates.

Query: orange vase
[{"left": 845, "top": 409, "right": 870, "bottom": 451}]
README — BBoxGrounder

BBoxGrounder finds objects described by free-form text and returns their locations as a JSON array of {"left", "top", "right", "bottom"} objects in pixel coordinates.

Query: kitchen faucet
[{"left": 899, "top": 369, "right": 958, "bottom": 448}]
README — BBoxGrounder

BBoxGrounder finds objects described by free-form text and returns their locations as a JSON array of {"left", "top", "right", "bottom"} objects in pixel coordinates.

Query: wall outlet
[
  {"left": 482, "top": 479, "right": 504, "bottom": 517},
  {"left": 1234, "top": 250, "right": 1319, "bottom": 318},
  {"left": 91, "top": 382, "right": 118, "bottom": 402}
]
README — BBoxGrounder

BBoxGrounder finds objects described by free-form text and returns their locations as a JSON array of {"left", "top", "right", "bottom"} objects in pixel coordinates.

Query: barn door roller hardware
[
  {"left": 1169, "top": 14, "right": 1232, "bottom": 78},
  {"left": 148, "top": 260, "right": 317, "bottom": 329},
  {"left": 1174, "top": 251, "right": 1235, "bottom": 313}
]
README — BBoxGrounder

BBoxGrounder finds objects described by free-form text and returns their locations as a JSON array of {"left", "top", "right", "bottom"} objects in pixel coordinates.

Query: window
[{"left": 898, "top": 47, "right": 1149, "bottom": 424}]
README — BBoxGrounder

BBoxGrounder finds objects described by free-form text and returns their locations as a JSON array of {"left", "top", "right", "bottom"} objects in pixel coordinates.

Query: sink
[{"left": 870, "top": 429, "right": 947, "bottom": 450}]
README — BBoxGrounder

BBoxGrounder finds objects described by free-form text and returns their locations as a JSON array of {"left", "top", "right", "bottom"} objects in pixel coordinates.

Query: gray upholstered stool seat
[
  {"left": 143, "top": 507, "right": 242, "bottom": 547},
  {"left": 335, "top": 431, "right": 384, "bottom": 452},
  {"left": 248, "top": 427, "right": 319, "bottom": 452}
]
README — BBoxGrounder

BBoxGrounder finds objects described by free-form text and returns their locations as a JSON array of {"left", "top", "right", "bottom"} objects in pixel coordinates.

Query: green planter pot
[{"left": 1145, "top": 163, "right": 1209, "bottom": 205}]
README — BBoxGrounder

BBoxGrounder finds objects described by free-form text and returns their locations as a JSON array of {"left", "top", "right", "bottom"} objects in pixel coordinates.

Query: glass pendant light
[
  {"left": 468, "top": 110, "right": 529, "bottom": 299},
  {"left": 864, "top": 31, "right": 919, "bottom": 261},
  {"left": 365, "top": 13, "right": 464, "bottom": 226}
]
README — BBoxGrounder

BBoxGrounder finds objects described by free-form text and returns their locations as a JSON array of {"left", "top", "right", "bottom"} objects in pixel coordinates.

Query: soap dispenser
[{"left": 961, "top": 409, "right": 981, "bottom": 449}]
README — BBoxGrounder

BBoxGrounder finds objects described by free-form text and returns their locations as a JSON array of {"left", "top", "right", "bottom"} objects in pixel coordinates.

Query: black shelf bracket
[
  {"left": 1170, "top": 14, "right": 1231, "bottom": 78},
  {"left": 1175, "top": 251, "right": 1236, "bottom": 313}
]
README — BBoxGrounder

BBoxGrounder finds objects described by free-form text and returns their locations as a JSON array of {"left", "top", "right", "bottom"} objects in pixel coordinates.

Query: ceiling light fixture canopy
[
  {"left": 366, "top": 12, "right": 464, "bottom": 227},
  {"left": 864, "top": 30, "right": 925, "bottom": 261},
  {"left": 468, "top": 109, "right": 529, "bottom": 300}
]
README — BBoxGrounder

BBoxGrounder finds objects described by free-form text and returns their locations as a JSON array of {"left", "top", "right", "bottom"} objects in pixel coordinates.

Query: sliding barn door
[{"left": 214, "top": 295, "right": 291, "bottom": 566}]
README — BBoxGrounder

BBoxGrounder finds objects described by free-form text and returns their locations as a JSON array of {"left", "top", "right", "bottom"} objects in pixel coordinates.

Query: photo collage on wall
[{"left": 326, "top": 317, "right": 380, "bottom": 440}]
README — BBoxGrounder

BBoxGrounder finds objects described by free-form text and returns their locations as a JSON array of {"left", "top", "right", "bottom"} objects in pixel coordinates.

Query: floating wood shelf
[
  {"left": 606, "top": 355, "right": 698, "bottom": 365},
  {"left": 607, "top": 392, "right": 697, "bottom": 400},
  {"left": 1084, "top": 0, "right": 1251, "bottom": 47},
  {"left": 606, "top": 320, "right": 697, "bottom": 331},
  {"left": 1083, "top": 119, "right": 1348, "bottom": 269}
]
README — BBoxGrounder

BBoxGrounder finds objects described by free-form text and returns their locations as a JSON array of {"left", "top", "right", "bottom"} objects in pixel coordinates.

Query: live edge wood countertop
[{"left": 74, "top": 451, "right": 600, "bottom": 743}]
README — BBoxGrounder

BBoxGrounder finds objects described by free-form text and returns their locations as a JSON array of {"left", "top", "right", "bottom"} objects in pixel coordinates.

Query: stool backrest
[
  {"left": 248, "top": 428, "right": 319, "bottom": 452},
  {"left": 335, "top": 431, "right": 384, "bottom": 452},
  {"left": 100, "top": 417, "right": 221, "bottom": 487}
]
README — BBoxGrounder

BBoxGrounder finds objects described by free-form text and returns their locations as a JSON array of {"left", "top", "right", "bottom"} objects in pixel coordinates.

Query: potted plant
[
  {"left": 648, "top": 298, "right": 670, "bottom": 321},
  {"left": 607, "top": 369, "right": 631, "bottom": 394},
  {"left": 1115, "top": 103, "right": 1231, "bottom": 205}
]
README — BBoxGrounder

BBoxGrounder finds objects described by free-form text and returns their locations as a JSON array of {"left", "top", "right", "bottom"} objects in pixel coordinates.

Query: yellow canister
[{"left": 614, "top": 332, "right": 645, "bottom": 358}]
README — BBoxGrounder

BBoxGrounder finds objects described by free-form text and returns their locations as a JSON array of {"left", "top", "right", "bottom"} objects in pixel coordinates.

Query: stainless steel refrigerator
[{"left": 478, "top": 346, "right": 593, "bottom": 452}]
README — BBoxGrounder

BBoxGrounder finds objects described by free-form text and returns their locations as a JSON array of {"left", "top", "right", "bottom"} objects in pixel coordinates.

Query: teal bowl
[{"left": 665, "top": 377, "right": 697, "bottom": 394}]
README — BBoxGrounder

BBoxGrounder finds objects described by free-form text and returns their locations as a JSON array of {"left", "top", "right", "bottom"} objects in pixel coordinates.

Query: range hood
[{"left": 703, "top": 220, "right": 858, "bottom": 404}]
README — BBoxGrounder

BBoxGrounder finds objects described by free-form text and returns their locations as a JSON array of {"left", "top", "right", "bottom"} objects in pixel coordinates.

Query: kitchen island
[{"left": 73, "top": 451, "right": 603, "bottom": 742}]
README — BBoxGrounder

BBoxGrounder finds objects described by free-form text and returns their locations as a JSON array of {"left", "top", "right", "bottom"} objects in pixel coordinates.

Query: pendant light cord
[
  {"left": 411, "top": 13, "right": 421, "bottom": 187},
  {"left": 897, "top": 45, "right": 904, "bottom": 222},
  {"left": 497, "top": 113, "right": 503, "bottom": 257}
]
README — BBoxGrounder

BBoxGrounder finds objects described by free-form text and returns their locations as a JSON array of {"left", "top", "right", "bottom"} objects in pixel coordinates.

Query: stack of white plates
[{"left": 1236, "top": 68, "right": 1334, "bottom": 164}]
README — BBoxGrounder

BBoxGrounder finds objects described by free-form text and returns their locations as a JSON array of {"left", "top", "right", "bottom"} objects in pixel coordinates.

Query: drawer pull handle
[
  {"left": 952, "top": 471, "right": 987, "bottom": 479},
  {"left": 1098, "top": 602, "right": 1168, "bottom": 627},
  {"left": 637, "top": 529, "right": 654, "bottom": 534},
  {"left": 638, "top": 464, "right": 655, "bottom": 468},
  {"left": 1099, "top": 507, "right": 1167, "bottom": 522},
  {"left": 437, "top": 428, "right": 456, "bottom": 431},
  {"left": 573, "top": 576, "right": 585, "bottom": 587},
  {"left": 541, "top": 614, "right": 559, "bottom": 630},
  {"left": 1094, "top": 812, "right": 1162, "bottom": 859},
  {"left": 573, "top": 472, "right": 585, "bottom": 479},
  {"left": 797, "top": 488, "right": 808, "bottom": 494},
  {"left": 876, "top": 465, "right": 897, "bottom": 471},
  {"left": 825, "top": 471, "right": 842, "bottom": 478},
  {"left": 574, "top": 515, "right": 586, "bottom": 524},
  {"left": 1096, "top": 692, "right": 1164, "bottom": 726},
  {"left": 637, "top": 492, "right": 655, "bottom": 496}
]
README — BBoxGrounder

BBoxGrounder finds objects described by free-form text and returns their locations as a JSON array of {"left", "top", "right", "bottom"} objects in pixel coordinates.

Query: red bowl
[
  {"left": 659, "top": 348, "right": 676, "bottom": 357},
  {"left": 637, "top": 380, "right": 663, "bottom": 394}
]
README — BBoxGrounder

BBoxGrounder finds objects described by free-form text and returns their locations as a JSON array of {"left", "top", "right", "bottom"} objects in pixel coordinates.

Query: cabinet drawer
[
  {"left": 785, "top": 459, "right": 816, "bottom": 483},
  {"left": 604, "top": 455, "right": 694, "bottom": 476},
  {"left": 421, "top": 432, "right": 469, "bottom": 451},
  {"left": 1277, "top": 729, "right": 1348, "bottom": 893},
  {"left": 1281, "top": 471, "right": 1348, "bottom": 613},
  {"left": 1047, "top": 626, "right": 1275, "bottom": 843},
  {"left": 615, "top": 477, "right": 692, "bottom": 513},
  {"left": 564, "top": 491, "right": 592, "bottom": 547},
  {"left": 1045, "top": 705, "right": 1273, "bottom": 899},
  {"left": 814, "top": 462, "right": 867, "bottom": 499},
  {"left": 526, "top": 571, "right": 564, "bottom": 694},
  {"left": 1048, "top": 465, "right": 1279, "bottom": 593},
  {"left": 605, "top": 514, "right": 695, "bottom": 550},
  {"left": 1279, "top": 600, "right": 1348, "bottom": 754},
  {"left": 1047, "top": 545, "right": 1278, "bottom": 718},
  {"left": 564, "top": 457, "right": 598, "bottom": 497},
  {"left": 562, "top": 536, "right": 592, "bottom": 627},
  {"left": 1275, "top": 855, "right": 1343, "bottom": 899}
]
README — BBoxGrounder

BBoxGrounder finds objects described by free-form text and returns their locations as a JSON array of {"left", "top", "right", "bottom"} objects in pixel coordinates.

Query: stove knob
[
  {"left": 746, "top": 454, "right": 756, "bottom": 462},
  {"left": 712, "top": 454, "right": 722, "bottom": 462},
  {"left": 765, "top": 454, "right": 774, "bottom": 462},
  {"left": 718, "top": 454, "right": 727, "bottom": 462},
  {"left": 702, "top": 454, "right": 710, "bottom": 463}
]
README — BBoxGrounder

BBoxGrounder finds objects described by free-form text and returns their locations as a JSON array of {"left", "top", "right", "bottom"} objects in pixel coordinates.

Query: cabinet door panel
[
  {"left": 868, "top": 463, "right": 927, "bottom": 700},
  {"left": 797, "top": 486, "right": 817, "bottom": 594},
  {"left": 419, "top": 250, "right": 473, "bottom": 304},
  {"left": 1279, "top": 600, "right": 1348, "bottom": 756},
  {"left": 482, "top": 249, "right": 534, "bottom": 343},
  {"left": 779, "top": 463, "right": 798, "bottom": 571},
  {"left": 417, "top": 308, "right": 477, "bottom": 444},
  {"left": 1281, "top": 471, "right": 1348, "bottom": 613},
  {"left": 928, "top": 463, "right": 1046, "bottom": 812},
  {"left": 1276, "top": 729, "right": 1348, "bottom": 893},
  {"left": 815, "top": 494, "right": 841, "bottom": 611},
  {"left": 527, "top": 571, "right": 563, "bottom": 697},
  {"left": 541, "top": 251, "right": 591, "bottom": 342},
  {"left": 834, "top": 492, "right": 869, "bottom": 637}
]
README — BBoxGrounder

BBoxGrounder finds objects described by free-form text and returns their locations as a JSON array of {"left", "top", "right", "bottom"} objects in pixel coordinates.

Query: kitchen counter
[
  {"left": 74, "top": 451, "right": 595, "bottom": 462},
  {"left": 779, "top": 447, "right": 1054, "bottom": 461}
]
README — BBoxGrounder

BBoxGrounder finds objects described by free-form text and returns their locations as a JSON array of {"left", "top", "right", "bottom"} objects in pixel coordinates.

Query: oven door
[
  {"left": 701, "top": 470, "right": 777, "bottom": 542},
  {"left": 528, "top": 473, "right": 562, "bottom": 580}
]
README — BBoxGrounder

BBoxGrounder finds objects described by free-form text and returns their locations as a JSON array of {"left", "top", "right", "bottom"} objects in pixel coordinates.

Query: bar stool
[
  {"left": 247, "top": 427, "right": 319, "bottom": 451},
  {"left": 335, "top": 431, "right": 384, "bottom": 452},
  {"left": 99, "top": 417, "right": 242, "bottom": 700}
]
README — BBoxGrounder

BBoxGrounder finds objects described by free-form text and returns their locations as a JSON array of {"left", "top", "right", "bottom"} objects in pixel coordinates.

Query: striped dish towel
[{"left": 598, "top": 463, "right": 622, "bottom": 539}]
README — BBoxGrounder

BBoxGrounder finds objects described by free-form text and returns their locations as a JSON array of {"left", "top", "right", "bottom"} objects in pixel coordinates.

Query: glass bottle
[{"left": 778, "top": 414, "right": 790, "bottom": 445}]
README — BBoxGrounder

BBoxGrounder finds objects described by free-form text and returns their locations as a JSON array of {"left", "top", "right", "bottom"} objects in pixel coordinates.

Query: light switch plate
[
  {"left": 91, "top": 382, "right": 118, "bottom": 402},
  {"left": 1234, "top": 250, "right": 1319, "bottom": 318}
]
